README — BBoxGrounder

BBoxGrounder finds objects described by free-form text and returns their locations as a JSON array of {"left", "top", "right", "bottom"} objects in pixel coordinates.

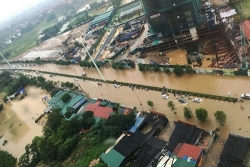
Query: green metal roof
[
  {"left": 173, "top": 158, "right": 196, "bottom": 167},
  {"left": 90, "top": 10, "right": 113, "bottom": 26},
  {"left": 100, "top": 149, "right": 125, "bottom": 167},
  {"left": 61, "top": 94, "right": 84, "bottom": 115}
]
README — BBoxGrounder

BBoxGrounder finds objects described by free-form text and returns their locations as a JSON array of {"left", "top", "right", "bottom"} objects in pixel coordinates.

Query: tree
[
  {"left": 167, "top": 101, "right": 176, "bottom": 112},
  {"left": 185, "top": 65, "right": 193, "bottom": 75},
  {"left": 195, "top": 108, "right": 208, "bottom": 121},
  {"left": 173, "top": 64, "right": 184, "bottom": 76},
  {"left": 147, "top": 100, "right": 154, "bottom": 109},
  {"left": 47, "top": 108, "right": 62, "bottom": 131},
  {"left": 153, "top": 65, "right": 160, "bottom": 72},
  {"left": 0, "top": 103, "right": 3, "bottom": 112},
  {"left": 0, "top": 150, "right": 17, "bottom": 167},
  {"left": 183, "top": 107, "right": 192, "bottom": 118},
  {"left": 214, "top": 110, "right": 227, "bottom": 125},
  {"left": 61, "top": 94, "right": 71, "bottom": 102}
]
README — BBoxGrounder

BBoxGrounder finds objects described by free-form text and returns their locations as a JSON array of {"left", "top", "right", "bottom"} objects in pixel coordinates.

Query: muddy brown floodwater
[
  {"left": 0, "top": 87, "right": 47, "bottom": 158},
  {"left": 22, "top": 70, "right": 250, "bottom": 166},
  {"left": 24, "top": 64, "right": 250, "bottom": 97}
]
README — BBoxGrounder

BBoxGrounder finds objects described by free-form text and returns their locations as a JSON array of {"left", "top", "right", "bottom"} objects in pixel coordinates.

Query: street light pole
[
  {"left": 134, "top": 89, "right": 142, "bottom": 106},
  {"left": 0, "top": 52, "right": 12, "bottom": 68},
  {"left": 82, "top": 44, "right": 106, "bottom": 81}
]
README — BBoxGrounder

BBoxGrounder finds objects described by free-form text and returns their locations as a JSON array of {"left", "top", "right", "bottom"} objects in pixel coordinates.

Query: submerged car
[
  {"left": 193, "top": 97, "right": 202, "bottom": 103},
  {"left": 114, "top": 84, "right": 120, "bottom": 88},
  {"left": 241, "top": 94, "right": 250, "bottom": 99},
  {"left": 73, "top": 77, "right": 78, "bottom": 81},
  {"left": 178, "top": 98, "right": 187, "bottom": 103},
  {"left": 162, "top": 94, "right": 169, "bottom": 99}
]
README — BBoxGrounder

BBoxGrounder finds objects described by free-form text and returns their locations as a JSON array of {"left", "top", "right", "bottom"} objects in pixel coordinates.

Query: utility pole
[
  {"left": 0, "top": 52, "right": 12, "bottom": 68},
  {"left": 82, "top": 43, "right": 106, "bottom": 81}
]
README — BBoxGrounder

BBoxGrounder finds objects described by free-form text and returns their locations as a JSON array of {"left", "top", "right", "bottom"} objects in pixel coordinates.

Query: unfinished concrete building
[{"left": 141, "top": 0, "right": 202, "bottom": 52}]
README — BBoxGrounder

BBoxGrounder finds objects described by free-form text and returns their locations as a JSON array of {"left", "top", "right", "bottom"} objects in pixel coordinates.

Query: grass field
[
  {"left": 234, "top": 0, "right": 250, "bottom": 19},
  {"left": 1, "top": 19, "right": 57, "bottom": 60}
]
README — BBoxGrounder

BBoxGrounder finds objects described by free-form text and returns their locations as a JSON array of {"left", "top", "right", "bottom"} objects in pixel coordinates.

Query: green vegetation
[
  {"left": 183, "top": 107, "right": 192, "bottom": 118},
  {"left": 167, "top": 101, "right": 176, "bottom": 112},
  {"left": 147, "top": 100, "right": 154, "bottom": 109},
  {"left": 61, "top": 93, "right": 72, "bottom": 102},
  {"left": 214, "top": 110, "right": 227, "bottom": 125},
  {"left": 0, "top": 150, "right": 17, "bottom": 167},
  {"left": 173, "top": 64, "right": 184, "bottom": 76},
  {"left": 18, "top": 107, "right": 135, "bottom": 166},
  {"left": 0, "top": 103, "right": 3, "bottom": 112},
  {"left": 195, "top": 108, "right": 208, "bottom": 122},
  {"left": 185, "top": 65, "right": 193, "bottom": 75}
]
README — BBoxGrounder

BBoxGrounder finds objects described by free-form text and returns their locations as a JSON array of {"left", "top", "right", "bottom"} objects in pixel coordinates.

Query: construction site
[{"left": 98, "top": 0, "right": 249, "bottom": 69}]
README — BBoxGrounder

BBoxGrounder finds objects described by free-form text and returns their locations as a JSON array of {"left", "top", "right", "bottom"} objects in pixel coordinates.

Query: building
[
  {"left": 89, "top": 10, "right": 113, "bottom": 29},
  {"left": 119, "top": 4, "right": 142, "bottom": 19},
  {"left": 46, "top": 90, "right": 87, "bottom": 116},
  {"left": 218, "top": 133, "right": 250, "bottom": 167},
  {"left": 166, "top": 120, "right": 203, "bottom": 152},
  {"left": 142, "top": 0, "right": 202, "bottom": 35},
  {"left": 100, "top": 111, "right": 168, "bottom": 167}
]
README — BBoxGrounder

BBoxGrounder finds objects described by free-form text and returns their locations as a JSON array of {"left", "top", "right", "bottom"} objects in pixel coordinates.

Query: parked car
[
  {"left": 114, "top": 84, "right": 120, "bottom": 88},
  {"left": 82, "top": 73, "right": 87, "bottom": 77},
  {"left": 73, "top": 77, "right": 78, "bottom": 81},
  {"left": 193, "top": 97, "right": 202, "bottom": 103},
  {"left": 162, "top": 94, "right": 169, "bottom": 99},
  {"left": 178, "top": 98, "right": 187, "bottom": 103}
]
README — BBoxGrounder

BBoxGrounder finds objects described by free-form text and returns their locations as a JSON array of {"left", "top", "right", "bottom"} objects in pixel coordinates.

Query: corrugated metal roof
[
  {"left": 100, "top": 149, "right": 125, "bottom": 167},
  {"left": 120, "top": 4, "right": 142, "bottom": 17},
  {"left": 177, "top": 143, "right": 202, "bottom": 161},
  {"left": 90, "top": 10, "right": 113, "bottom": 26},
  {"left": 173, "top": 158, "right": 196, "bottom": 167},
  {"left": 61, "top": 95, "right": 85, "bottom": 115}
]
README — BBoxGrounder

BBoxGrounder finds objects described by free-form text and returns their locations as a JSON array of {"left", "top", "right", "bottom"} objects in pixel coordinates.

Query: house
[
  {"left": 131, "top": 136, "right": 167, "bottom": 167},
  {"left": 218, "top": 133, "right": 250, "bottom": 167},
  {"left": 100, "top": 111, "right": 168, "bottom": 167},
  {"left": 166, "top": 120, "right": 203, "bottom": 152}
]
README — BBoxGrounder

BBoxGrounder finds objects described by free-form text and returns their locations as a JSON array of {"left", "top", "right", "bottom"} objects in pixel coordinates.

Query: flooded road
[
  {"left": 0, "top": 87, "right": 46, "bottom": 158},
  {"left": 23, "top": 63, "right": 250, "bottom": 97},
  {"left": 28, "top": 73, "right": 250, "bottom": 139}
]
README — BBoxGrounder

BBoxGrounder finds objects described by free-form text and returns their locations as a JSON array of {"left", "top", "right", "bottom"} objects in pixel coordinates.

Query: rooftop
[
  {"left": 90, "top": 10, "right": 113, "bottom": 26},
  {"left": 177, "top": 143, "right": 202, "bottom": 161},
  {"left": 166, "top": 121, "right": 203, "bottom": 152},
  {"left": 100, "top": 148, "right": 125, "bottom": 167},
  {"left": 84, "top": 100, "right": 113, "bottom": 119},
  {"left": 219, "top": 133, "right": 250, "bottom": 167}
]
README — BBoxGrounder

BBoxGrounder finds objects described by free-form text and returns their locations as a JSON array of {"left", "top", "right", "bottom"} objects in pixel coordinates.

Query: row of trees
[
  {"left": 138, "top": 64, "right": 193, "bottom": 76},
  {"left": 147, "top": 100, "right": 227, "bottom": 125}
]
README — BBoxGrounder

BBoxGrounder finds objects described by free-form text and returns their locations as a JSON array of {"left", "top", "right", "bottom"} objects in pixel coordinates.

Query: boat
[{"left": 241, "top": 94, "right": 250, "bottom": 99}]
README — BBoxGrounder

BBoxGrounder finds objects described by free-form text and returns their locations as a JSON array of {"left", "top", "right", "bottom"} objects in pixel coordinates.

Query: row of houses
[
  {"left": 44, "top": 90, "right": 132, "bottom": 121},
  {"left": 100, "top": 114, "right": 217, "bottom": 167}
]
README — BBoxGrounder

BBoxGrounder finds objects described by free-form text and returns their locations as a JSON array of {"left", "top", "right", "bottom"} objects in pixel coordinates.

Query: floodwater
[
  {"left": 0, "top": 87, "right": 46, "bottom": 158},
  {"left": 20, "top": 69, "right": 250, "bottom": 166},
  {"left": 25, "top": 74, "right": 250, "bottom": 140},
  {"left": 24, "top": 63, "right": 250, "bottom": 97}
]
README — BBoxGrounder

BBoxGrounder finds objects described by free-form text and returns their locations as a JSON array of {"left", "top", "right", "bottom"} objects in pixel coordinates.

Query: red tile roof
[
  {"left": 85, "top": 101, "right": 113, "bottom": 119},
  {"left": 177, "top": 143, "right": 202, "bottom": 160},
  {"left": 240, "top": 20, "right": 250, "bottom": 40}
]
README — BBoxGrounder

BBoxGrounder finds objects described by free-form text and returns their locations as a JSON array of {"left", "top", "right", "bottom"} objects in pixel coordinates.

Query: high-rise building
[{"left": 142, "top": 0, "right": 202, "bottom": 35}]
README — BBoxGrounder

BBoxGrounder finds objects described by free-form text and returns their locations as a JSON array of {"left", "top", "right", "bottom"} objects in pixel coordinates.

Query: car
[
  {"left": 114, "top": 84, "right": 120, "bottom": 88},
  {"left": 178, "top": 98, "right": 187, "bottom": 103},
  {"left": 193, "top": 97, "right": 202, "bottom": 103},
  {"left": 162, "top": 94, "right": 169, "bottom": 99},
  {"left": 82, "top": 73, "right": 87, "bottom": 77},
  {"left": 241, "top": 94, "right": 250, "bottom": 99},
  {"left": 73, "top": 77, "right": 78, "bottom": 81}
]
